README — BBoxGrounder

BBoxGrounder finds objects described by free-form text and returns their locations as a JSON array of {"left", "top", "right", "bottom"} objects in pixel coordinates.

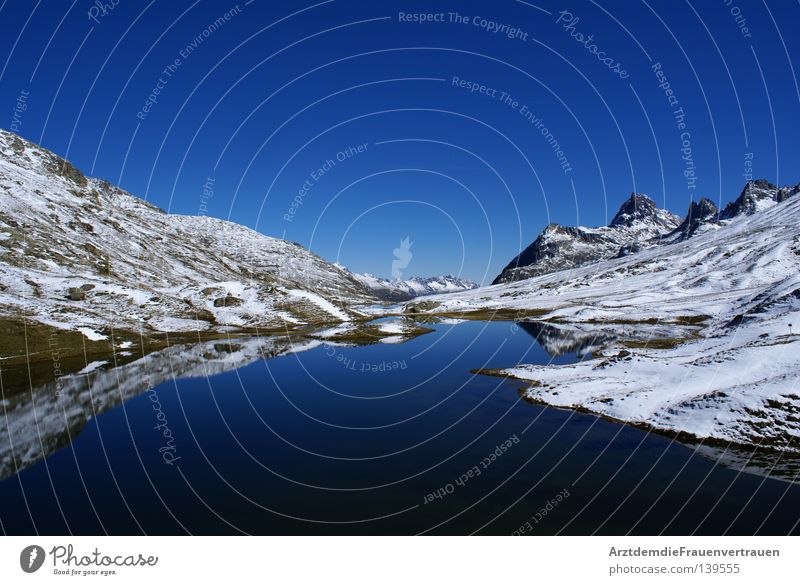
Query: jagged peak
[
  {"left": 742, "top": 178, "right": 777, "bottom": 192},
  {"left": 609, "top": 192, "right": 680, "bottom": 229},
  {"left": 609, "top": 192, "right": 656, "bottom": 226},
  {"left": 687, "top": 197, "right": 719, "bottom": 218},
  {"left": 719, "top": 178, "right": 780, "bottom": 220},
  {"left": 668, "top": 197, "right": 720, "bottom": 241}
]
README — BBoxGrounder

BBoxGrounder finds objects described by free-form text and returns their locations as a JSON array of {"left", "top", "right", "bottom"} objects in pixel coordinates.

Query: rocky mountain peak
[
  {"left": 690, "top": 197, "right": 719, "bottom": 219},
  {"left": 609, "top": 193, "right": 657, "bottom": 227},
  {"left": 720, "top": 179, "right": 781, "bottom": 220},
  {"left": 492, "top": 190, "right": 681, "bottom": 284},
  {"left": 671, "top": 198, "right": 719, "bottom": 240}
]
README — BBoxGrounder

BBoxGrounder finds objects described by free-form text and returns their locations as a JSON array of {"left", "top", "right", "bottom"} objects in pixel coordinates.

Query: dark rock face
[
  {"left": 671, "top": 198, "right": 720, "bottom": 240},
  {"left": 718, "top": 179, "right": 800, "bottom": 219},
  {"left": 214, "top": 295, "right": 244, "bottom": 308},
  {"left": 719, "top": 179, "right": 778, "bottom": 220},
  {"left": 42, "top": 155, "right": 88, "bottom": 188},
  {"left": 610, "top": 193, "right": 671, "bottom": 228},
  {"left": 67, "top": 287, "right": 86, "bottom": 301},
  {"left": 493, "top": 193, "right": 679, "bottom": 284},
  {"left": 777, "top": 184, "right": 800, "bottom": 203},
  {"left": 616, "top": 243, "right": 643, "bottom": 258}
]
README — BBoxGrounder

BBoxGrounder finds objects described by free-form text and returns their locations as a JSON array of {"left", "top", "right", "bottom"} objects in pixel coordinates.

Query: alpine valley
[{"left": 2, "top": 126, "right": 800, "bottom": 469}]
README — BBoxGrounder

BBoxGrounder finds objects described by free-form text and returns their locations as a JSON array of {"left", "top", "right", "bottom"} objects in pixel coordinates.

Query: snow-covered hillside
[
  {"left": 0, "top": 129, "right": 377, "bottom": 343},
  {"left": 407, "top": 181, "right": 800, "bottom": 452},
  {"left": 352, "top": 272, "right": 478, "bottom": 301}
]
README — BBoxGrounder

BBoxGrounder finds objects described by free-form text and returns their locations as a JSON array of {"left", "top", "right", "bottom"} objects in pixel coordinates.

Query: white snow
[
  {"left": 315, "top": 324, "right": 355, "bottom": 338},
  {"left": 377, "top": 320, "right": 407, "bottom": 334},
  {"left": 77, "top": 327, "right": 107, "bottom": 341},
  {"left": 146, "top": 316, "right": 212, "bottom": 332},
  {"left": 352, "top": 273, "right": 478, "bottom": 300},
  {"left": 286, "top": 289, "right": 350, "bottom": 321},
  {"left": 504, "top": 312, "right": 800, "bottom": 450},
  {"left": 76, "top": 360, "right": 107, "bottom": 374}
]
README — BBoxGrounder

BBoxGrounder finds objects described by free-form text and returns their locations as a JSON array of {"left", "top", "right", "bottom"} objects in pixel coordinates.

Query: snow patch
[{"left": 77, "top": 327, "right": 107, "bottom": 341}]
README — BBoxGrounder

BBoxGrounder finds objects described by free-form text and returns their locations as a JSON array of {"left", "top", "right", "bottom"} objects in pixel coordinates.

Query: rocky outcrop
[
  {"left": 719, "top": 179, "right": 800, "bottom": 219},
  {"left": 671, "top": 198, "right": 720, "bottom": 240}
]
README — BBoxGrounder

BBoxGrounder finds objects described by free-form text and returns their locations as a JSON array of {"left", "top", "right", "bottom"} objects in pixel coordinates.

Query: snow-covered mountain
[
  {"left": 667, "top": 179, "right": 799, "bottom": 241},
  {"left": 495, "top": 181, "right": 800, "bottom": 285},
  {"left": 720, "top": 178, "right": 800, "bottom": 219},
  {"left": 493, "top": 193, "right": 681, "bottom": 284},
  {"left": 406, "top": 180, "right": 800, "bottom": 454},
  {"left": 0, "top": 128, "right": 377, "bottom": 345},
  {"left": 352, "top": 272, "right": 478, "bottom": 301}
]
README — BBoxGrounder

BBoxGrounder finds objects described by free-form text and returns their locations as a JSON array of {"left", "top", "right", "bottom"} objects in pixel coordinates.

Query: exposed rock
[
  {"left": 494, "top": 181, "right": 799, "bottom": 284},
  {"left": 609, "top": 193, "right": 677, "bottom": 228},
  {"left": 213, "top": 295, "right": 244, "bottom": 308},
  {"left": 0, "top": 128, "right": 377, "bottom": 335},
  {"left": 719, "top": 179, "right": 800, "bottom": 219},
  {"left": 67, "top": 287, "right": 86, "bottom": 301},
  {"left": 671, "top": 198, "right": 719, "bottom": 240}
]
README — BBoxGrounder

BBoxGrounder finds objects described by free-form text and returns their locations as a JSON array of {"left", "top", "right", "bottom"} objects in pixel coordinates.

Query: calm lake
[{"left": 1, "top": 320, "right": 798, "bottom": 535}]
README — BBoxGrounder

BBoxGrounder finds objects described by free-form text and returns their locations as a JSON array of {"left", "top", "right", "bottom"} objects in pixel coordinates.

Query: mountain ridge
[
  {"left": 493, "top": 191, "right": 681, "bottom": 284},
  {"left": 352, "top": 273, "right": 478, "bottom": 301},
  {"left": 494, "top": 181, "right": 800, "bottom": 284}
]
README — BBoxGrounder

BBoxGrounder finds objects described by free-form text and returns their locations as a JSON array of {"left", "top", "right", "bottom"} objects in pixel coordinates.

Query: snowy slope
[
  {"left": 0, "top": 129, "right": 376, "bottom": 339},
  {"left": 506, "top": 308, "right": 800, "bottom": 452},
  {"left": 352, "top": 273, "right": 478, "bottom": 301},
  {"left": 407, "top": 182, "right": 800, "bottom": 452},
  {"left": 408, "top": 183, "right": 800, "bottom": 327}
]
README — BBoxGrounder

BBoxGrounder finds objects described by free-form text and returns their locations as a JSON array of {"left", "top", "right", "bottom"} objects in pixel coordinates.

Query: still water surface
[{"left": 1, "top": 320, "right": 798, "bottom": 534}]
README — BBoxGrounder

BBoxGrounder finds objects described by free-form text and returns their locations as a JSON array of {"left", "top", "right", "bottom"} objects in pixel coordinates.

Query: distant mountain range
[
  {"left": 352, "top": 273, "right": 478, "bottom": 301},
  {"left": 493, "top": 179, "right": 800, "bottom": 284}
]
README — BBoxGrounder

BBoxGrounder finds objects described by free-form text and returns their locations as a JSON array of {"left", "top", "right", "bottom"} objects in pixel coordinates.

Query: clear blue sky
[{"left": 1, "top": 0, "right": 798, "bottom": 283}]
